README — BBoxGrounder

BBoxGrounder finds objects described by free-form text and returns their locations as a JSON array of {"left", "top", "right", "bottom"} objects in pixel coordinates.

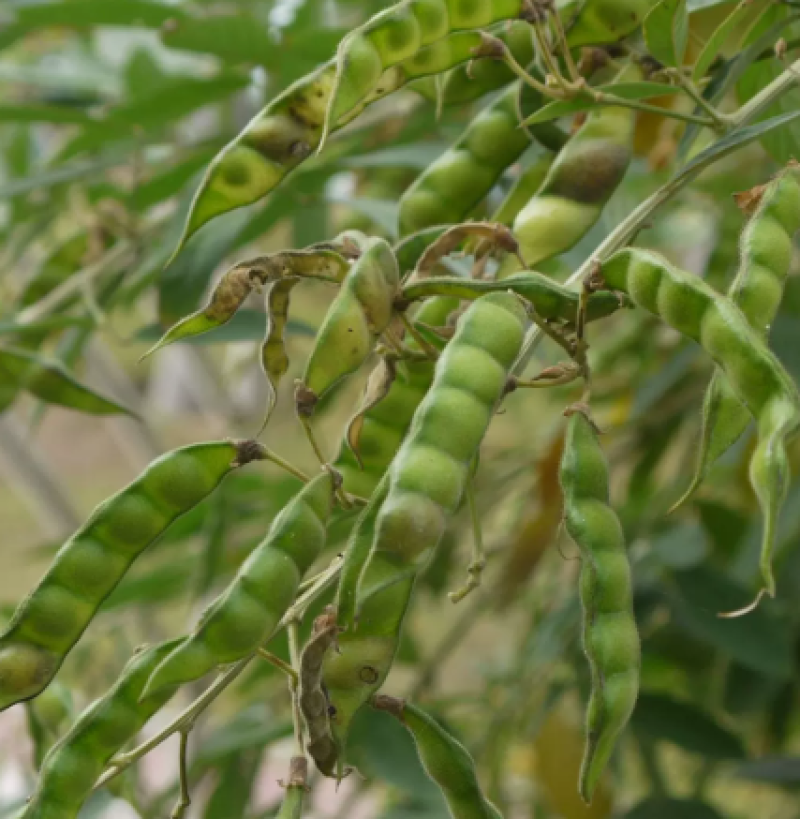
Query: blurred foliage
[{"left": 2, "top": 1, "right": 800, "bottom": 818}]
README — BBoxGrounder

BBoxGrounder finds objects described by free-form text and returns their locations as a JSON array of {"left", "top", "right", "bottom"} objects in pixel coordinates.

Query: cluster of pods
[{"left": 3, "top": 1, "right": 800, "bottom": 816}]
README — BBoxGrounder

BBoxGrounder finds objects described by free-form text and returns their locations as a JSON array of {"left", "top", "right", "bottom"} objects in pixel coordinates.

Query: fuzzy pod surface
[
  {"left": 323, "top": 292, "right": 526, "bottom": 752},
  {"left": 560, "top": 408, "right": 639, "bottom": 802},
  {"left": 141, "top": 472, "right": 336, "bottom": 698},
  {"left": 599, "top": 247, "right": 800, "bottom": 597},
  {"left": 0, "top": 440, "right": 266, "bottom": 712}
]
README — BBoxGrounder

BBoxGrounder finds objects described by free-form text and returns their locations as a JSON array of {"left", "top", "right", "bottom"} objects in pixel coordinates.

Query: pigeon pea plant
[{"left": 4, "top": 0, "right": 800, "bottom": 817}]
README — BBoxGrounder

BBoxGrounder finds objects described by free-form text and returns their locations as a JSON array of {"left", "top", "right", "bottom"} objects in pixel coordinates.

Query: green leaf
[
  {"left": 129, "top": 146, "right": 222, "bottom": 211},
  {"left": 10, "top": 0, "right": 185, "bottom": 29},
  {"left": 692, "top": 0, "right": 754, "bottom": 81},
  {"left": 161, "top": 14, "right": 276, "bottom": 67},
  {"left": 60, "top": 73, "right": 250, "bottom": 158},
  {"left": 737, "top": 59, "right": 800, "bottom": 164},
  {"left": 523, "top": 83, "right": 681, "bottom": 125},
  {"left": 0, "top": 103, "right": 93, "bottom": 125},
  {"left": 669, "top": 568, "right": 794, "bottom": 679},
  {"left": 633, "top": 693, "right": 746, "bottom": 759},
  {"left": 203, "top": 751, "right": 261, "bottom": 819},
  {"left": 645, "top": 0, "right": 689, "bottom": 67},
  {"left": 622, "top": 798, "right": 725, "bottom": 819},
  {"left": 0, "top": 347, "right": 135, "bottom": 417}
]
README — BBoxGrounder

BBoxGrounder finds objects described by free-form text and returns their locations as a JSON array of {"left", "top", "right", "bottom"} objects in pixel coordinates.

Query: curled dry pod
[
  {"left": 372, "top": 695, "right": 502, "bottom": 819},
  {"left": 677, "top": 164, "right": 800, "bottom": 506},
  {"left": 399, "top": 81, "right": 559, "bottom": 237},
  {"left": 559, "top": 406, "right": 639, "bottom": 803},
  {"left": 144, "top": 249, "right": 350, "bottom": 358},
  {"left": 261, "top": 278, "right": 300, "bottom": 428},
  {"left": 20, "top": 640, "right": 182, "bottom": 819},
  {"left": 598, "top": 248, "right": 800, "bottom": 597},
  {"left": 507, "top": 64, "right": 639, "bottom": 273},
  {"left": 401, "top": 271, "right": 628, "bottom": 325},
  {"left": 0, "top": 440, "right": 266, "bottom": 711},
  {"left": 333, "top": 295, "right": 459, "bottom": 498},
  {"left": 0, "top": 346, "right": 134, "bottom": 417},
  {"left": 298, "top": 238, "right": 400, "bottom": 414},
  {"left": 177, "top": 32, "right": 516, "bottom": 249},
  {"left": 298, "top": 606, "right": 345, "bottom": 777},
  {"left": 323, "top": 293, "right": 526, "bottom": 753},
  {"left": 142, "top": 472, "right": 336, "bottom": 698},
  {"left": 322, "top": 0, "right": 527, "bottom": 146}
]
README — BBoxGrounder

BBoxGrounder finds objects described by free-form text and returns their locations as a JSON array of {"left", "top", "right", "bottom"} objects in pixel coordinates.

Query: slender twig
[
  {"left": 264, "top": 448, "right": 311, "bottom": 484},
  {"left": 170, "top": 727, "right": 193, "bottom": 819},
  {"left": 397, "top": 310, "right": 439, "bottom": 359},
  {"left": 257, "top": 648, "right": 299, "bottom": 683},
  {"left": 593, "top": 91, "right": 715, "bottom": 127},
  {"left": 449, "top": 478, "right": 486, "bottom": 604},
  {"left": 665, "top": 68, "right": 730, "bottom": 130},
  {"left": 549, "top": 2, "right": 580, "bottom": 82},
  {"left": 287, "top": 622, "right": 305, "bottom": 756}
]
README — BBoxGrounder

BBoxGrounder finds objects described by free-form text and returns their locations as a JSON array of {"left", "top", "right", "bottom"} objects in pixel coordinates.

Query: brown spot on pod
[
  {"left": 548, "top": 143, "right": 631, "bottom": 205},
  {"left": 359, "top": 665, "right": 379, "bottom": 683}
]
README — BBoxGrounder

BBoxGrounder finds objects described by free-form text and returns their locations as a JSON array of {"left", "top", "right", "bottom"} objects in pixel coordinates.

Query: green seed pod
[
  {"left": 261, "top": 278, "right": 300, "bottom": 428},
  {"left": 178, "top": 32, "right": 516, "bottom": 249},
  {"left": 491, "top": 152, "right": 554, "bottom": 226},
  {"left": 564, "top": 0, "right": 658, "bottom": 48},
  {"left": 0, "top": 347, "right": 134, "bottom": 417},
  {"left": 144, "top": 249, "right": 350, "bottom": 358},
  {"left": 677, "top": 164, "right": 800, "bottom": 506},
  {"left": 0, "top": 440, "right": 266, "bottom": 711},
  {"left": 507, "top": 65, "right": 639, "bottom": 272},
  {"left": 142, "top": 472, "right": 336, "bottom": 698},
  {"left": 435, "top": 19, "right": 534, "bottom": 106},
  {"left": 324, "top": 293, "right": 526, "bottom": 751},
  {"left": 21, "top": 640, "right": 182, "bottom": 819},
  {"left": 299, "top": 239, "right": 400, "bottom": 414},
  {"left": 598, "top": 248, "right": 800, "bottom": 597},
  {"left": 402, "top": 272, "right": 628, "bottom": 324},
  {"left": 25, "top": 682, "right": 73, "bottom": 769},
  {"left": 322, "top": 0, "right": 527, "bottom": 145},
  {"left": 333, "top": 295, "right": 459, "bottom": 497},
  {"left": 298, "top": 606, "right": 343, "bottom": 777},
  {"left": 372, "top": 695, "right": 502, "bottom": 819},
  {"left": 399, "top": 82, "right": 552, "bottom": 236},
  {"left": 559, "top": 406, "right": 639, "bottom": 803}
]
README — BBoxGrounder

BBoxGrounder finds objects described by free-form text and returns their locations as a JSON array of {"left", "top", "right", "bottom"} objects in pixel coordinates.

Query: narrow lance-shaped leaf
[
  {"left": 0, "top": 347, "right": 135, "bottom": 417},
  {"left": 142, "top": 249, "right": 350, "bottom": 359},
  {"left": 644, "top": 0, "right": 689, "bottom": 67},
  {"left": 692, "top": 0, "right": 755, "bottom": 81},
  {"left": 260, "top": 278, "right": 299, "bottom": 432}
]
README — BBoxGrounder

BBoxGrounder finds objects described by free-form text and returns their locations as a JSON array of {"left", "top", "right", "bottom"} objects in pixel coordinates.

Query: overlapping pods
[
  {"left": 21, "top": 641, "right": 182, "bottom": 819},
  {"left": 679, "top": 164, "right": 800, "bottom": 504},
  {"left": 323, "top": 293, "right": 527, "bottom": 751},
  {"left": 559, "top": 406, "right": 639, "bottom": 802},
  {"left": 595, "top": 248, "right": 800, "bottom": 596},
  {"left": 0, "top": 440, "right": 266, "bottom": 711},
  {"left": 141, "top": 471, "right": 336, "bottom": 698}
]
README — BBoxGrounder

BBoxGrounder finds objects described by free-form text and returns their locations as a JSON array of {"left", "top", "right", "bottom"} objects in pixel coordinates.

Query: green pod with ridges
[
  {"left": 678, "top": 165, "right": 800, "bottom": 506},
  {"left": 21, "top": 640, "right": 181, "bottom": 819},
  {"left": 435, "top": 19, "right": 534, "bottom": 106},
  {"left": 372, "top": 695, "right": 502, "bottom": 819},
  {"left": 491, "top": 153, "right": 554, "bottom": 226},
  {"left": 0, "top": 347, "right": 134, "bottom": 417},
  {"left": 142, "top": 472, "right": 336, "bottom": 698},
  {"left": 563, "top": 0, "right": 658, "bottom": 48},
  {"left": 324, "top": 293, "right": 526, "bottom": 749},
  {"left": 333, "top": 296, "right": 459, "bottom": 497},
  {"left": 399, "top": 82, "right": 547, "bottom": 236},
  {"left": 599, "top": 248, "right": 800, "bottom": 597},
  {"left": 322, "top": 0, "right": 527, "bottom": 144},
  {"left": 402, "top": 272, "right": 628, "bottom": 324},
  {"left": 299, "top": 238, "right": 400, "bottom": 412},
  {"left": 507, "top": 66, "right": 639, "bottom": 272},
  {"left": 0, "top": 440, "right": 267, "bottom": 712},
  {"left": 559, "top": 407, "right": 639, "bottom": 803},
  {"left": 176, "top": 32, "right": 521, "bottom": 250}
]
